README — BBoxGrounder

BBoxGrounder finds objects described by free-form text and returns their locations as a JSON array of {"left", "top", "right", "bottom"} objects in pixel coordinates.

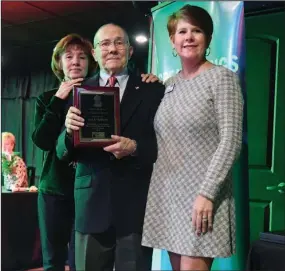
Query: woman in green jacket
[{"left": 32, "top": 33, "right": 96, "bottom": 271}]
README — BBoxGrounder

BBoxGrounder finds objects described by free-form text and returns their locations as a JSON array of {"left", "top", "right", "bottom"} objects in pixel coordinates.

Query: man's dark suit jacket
[{"left": 56, "top": 72, "right": 165, "bottom": 236}]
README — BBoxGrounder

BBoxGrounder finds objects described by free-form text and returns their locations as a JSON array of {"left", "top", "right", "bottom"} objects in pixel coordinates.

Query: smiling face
[
  {"left": 60, "top": 44, "right": 89, "bottom": 81},
  {"left": 171, "top": 19, "right": 210, "bottom": 63},
  {"left": 92, "top": 24, "right": 133, "bottom": 75}
]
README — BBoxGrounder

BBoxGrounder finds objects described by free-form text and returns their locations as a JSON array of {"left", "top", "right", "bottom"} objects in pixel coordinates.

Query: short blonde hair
[{"left": 2, "top": 132, "right": 16, "bottom": 149}]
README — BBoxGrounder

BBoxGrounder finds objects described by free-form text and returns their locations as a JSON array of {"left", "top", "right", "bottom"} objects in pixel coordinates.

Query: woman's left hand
[
  {"left": 141, "top": 73, "right": 162, "bottom": 83},
  {"left": 192, "top": 195, "right": 214, "bottom": 236}
]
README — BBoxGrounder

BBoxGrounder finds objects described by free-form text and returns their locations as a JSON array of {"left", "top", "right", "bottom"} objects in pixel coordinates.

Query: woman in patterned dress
[
  {"left": 142, "top": 5, "right": 243, "bottom": 271},
  {"left": 1, "top": 132, "right": 28, "bottom": 190}
]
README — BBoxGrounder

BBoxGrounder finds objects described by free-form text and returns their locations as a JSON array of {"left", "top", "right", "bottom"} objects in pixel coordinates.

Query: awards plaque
[{"left": 73, "top": 85, "right": 120, "bottom": 147}]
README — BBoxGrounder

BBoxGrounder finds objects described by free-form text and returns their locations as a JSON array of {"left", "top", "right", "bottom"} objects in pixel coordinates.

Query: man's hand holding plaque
[
  {"left": 103, "top": 135, "right": 137, "bottom": 159},
  {"left": 69, "top": 85, "right": 120, "bottom": 147},
  {"left": 65, "top": 106, "right": 85, "bottom": 134}
]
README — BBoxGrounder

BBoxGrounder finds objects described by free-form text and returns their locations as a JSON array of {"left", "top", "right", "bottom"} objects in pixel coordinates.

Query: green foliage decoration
[{"left": 1, "top": 152, "right": 20, "bottom": 176}]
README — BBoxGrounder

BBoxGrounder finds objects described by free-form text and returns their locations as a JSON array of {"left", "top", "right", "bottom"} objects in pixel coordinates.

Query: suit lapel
[
  {"left": 83, "top": 74, "right": 100, "bottom": 87},
  {"left": 120, "top": 74, "right": 143, "bottom": 133}
]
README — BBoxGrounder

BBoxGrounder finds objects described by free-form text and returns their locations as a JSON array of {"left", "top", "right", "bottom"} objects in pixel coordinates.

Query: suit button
[{"left": 110, "top": 155, "right": 115, "bottom": 161}]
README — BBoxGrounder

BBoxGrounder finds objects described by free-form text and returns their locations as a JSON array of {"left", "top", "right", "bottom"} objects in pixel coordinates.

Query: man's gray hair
[{"left": 93, "top": 23, "right": 130, "bottom": 47}]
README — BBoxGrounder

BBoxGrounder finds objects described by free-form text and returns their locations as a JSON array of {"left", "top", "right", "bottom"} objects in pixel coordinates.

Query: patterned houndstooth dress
[{"left": 142, "top": 65, "right": 243, "bottom": 257}]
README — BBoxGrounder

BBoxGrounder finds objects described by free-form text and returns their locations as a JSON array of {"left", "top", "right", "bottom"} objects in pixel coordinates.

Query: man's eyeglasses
[{"left": 95, "top": 39, "right": 128, "bottom": 51}]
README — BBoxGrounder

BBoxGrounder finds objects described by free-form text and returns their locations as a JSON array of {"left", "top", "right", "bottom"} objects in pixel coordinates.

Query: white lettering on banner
[
  {"left": 158, "top": 55, "right": 239, "bottom": 82},
  {"left": 209, "top": 55, "right": 239, "bottom": 72}
]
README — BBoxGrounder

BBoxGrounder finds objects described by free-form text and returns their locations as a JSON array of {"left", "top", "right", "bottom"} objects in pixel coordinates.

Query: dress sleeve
[
  {"left": 14, "top": 156, "right": 29, "bottom": 188},
  {"left": 199, "top": 68, "right": 244, "bottom": 201}
]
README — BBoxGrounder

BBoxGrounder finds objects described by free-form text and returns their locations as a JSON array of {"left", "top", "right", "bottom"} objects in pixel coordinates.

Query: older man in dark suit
[{"left": 56, "top": 23, "right": 165, "bottom": 271}]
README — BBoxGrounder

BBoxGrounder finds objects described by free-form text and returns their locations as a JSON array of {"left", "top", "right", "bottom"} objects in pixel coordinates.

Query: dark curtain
[{"left": 1, "top": 70, "right": 59, "bottom": 185}]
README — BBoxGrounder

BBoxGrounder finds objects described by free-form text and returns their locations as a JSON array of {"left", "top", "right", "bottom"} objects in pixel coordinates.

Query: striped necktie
[{"left": 108, "top": 76, "right": 117, "bottom": 87}]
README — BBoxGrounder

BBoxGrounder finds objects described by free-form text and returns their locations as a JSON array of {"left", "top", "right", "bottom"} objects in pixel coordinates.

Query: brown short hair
[
  {"left": 51, "top": 33, "right": 97, "bottom": 81},
  {"left": 167, "top": 5, "right": 213, "bottom": 46}
]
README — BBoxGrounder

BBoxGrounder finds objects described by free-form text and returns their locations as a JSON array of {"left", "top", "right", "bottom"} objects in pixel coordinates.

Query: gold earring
[
  {"left": 172, "top": 47, "right": 177, "bottom": 57},
  {"left": 205, "top": 47, "right": 211, "bottom": 57}
]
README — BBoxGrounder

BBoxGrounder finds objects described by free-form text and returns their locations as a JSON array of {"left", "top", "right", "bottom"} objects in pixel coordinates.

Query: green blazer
[{"left": 32, "top": 89, "right": 75, "bottom": 196}]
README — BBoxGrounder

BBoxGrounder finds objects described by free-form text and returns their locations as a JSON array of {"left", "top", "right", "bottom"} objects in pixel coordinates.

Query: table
[
  {"left": 1, "top": 189, "right": 42, "bottom": 271},
  {"left": 247, "top": 239, "right": 285, "bottom": 271}
]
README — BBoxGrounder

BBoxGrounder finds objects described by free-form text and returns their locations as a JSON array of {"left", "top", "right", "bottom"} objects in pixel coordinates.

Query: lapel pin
[
  {"left": 165, "top": 84, "right": 174, "bottom": 93},
  {"left": 135, "top": 86, "right": 140, "bottom": 89}
]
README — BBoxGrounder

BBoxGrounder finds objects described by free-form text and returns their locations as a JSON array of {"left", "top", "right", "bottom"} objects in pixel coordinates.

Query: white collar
[{"left": 99, "top": 68, "right": 129, "bottom": 86}]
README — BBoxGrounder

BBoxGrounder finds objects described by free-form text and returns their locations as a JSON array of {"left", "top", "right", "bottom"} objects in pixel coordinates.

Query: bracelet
[{"left": 130, "top": 140, "right": 137, "bottom": 156}]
